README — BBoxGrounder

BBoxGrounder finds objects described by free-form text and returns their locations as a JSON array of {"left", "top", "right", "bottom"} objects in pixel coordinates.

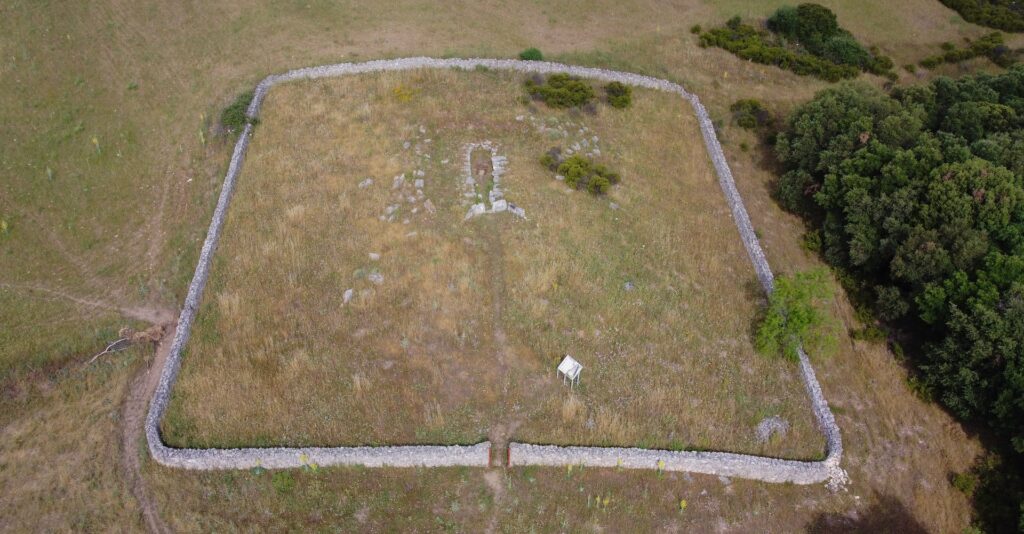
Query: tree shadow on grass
[{"left": 804, "top": 493, "right": 928, "bottom": 534}]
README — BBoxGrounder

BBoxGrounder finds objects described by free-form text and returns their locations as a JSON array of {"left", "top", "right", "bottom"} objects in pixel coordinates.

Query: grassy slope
[{"left": 1, "top": 0, "right": 1015, "bottom": 530}]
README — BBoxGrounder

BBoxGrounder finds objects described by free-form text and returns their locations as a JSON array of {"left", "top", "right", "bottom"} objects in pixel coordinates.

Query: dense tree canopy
[{"left": 775, "top": 66, "right": 1024, "bottom": 456}]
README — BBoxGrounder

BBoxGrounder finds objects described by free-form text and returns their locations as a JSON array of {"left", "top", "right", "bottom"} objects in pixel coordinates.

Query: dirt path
[{"left": 120, "top": 323, "right": 176, "bottom": 534}]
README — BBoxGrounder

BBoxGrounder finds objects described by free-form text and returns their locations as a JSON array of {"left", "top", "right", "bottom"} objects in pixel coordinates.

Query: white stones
[
  {"left": 358, "top": 178, "right": 374, "bottom": 188},
  {"left": 384, "top": 205, "right": 398, "bottom": 216},
  {"left": 756, "top": 416, "right": 790, "bottom": 443},
  {"left": 392, "top": 174, "right": 405, "bottom": 189},
  {"left": 368, "top": 252, "right": 381, "bottom": 261},
  {"left": 403, "top": 141, "right": 411, "bottom": 150},
  {"left": 424, "top": 199, "right": 436, "bottom": 214},
  {"left": 508, "top": 203, "right": 526, "bottom": 219},
  {"left": 414, "top": 178, "right": 424, "bottom": 189},
  {"left": 367, "top": 272, "right": 384, "bottom": 285},
  {"left": 414, "top": 169, "right": 425, "bottom": 177},
  {"left": 464, "top": 202, "right": 486, "bottom": 220},
  {"left": 554, "top": 174, "right": 565, "bottom": 181},
  {"left": 342, "top": 288, "right": 354, "bottom": 304},
  {"left": 459, "top": 141, "right": 524, "bottom": 220},
  {"left": 610, "top": 202, "right": 619, "bottom": 210}
]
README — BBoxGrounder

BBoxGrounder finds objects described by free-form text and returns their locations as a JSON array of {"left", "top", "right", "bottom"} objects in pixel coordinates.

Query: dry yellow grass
[
  {"left": 162, "top": 69, "right": 823, "bottom": 458},
  {"left": 1, "top": 0, "right": 1008, "bottom": 530}
]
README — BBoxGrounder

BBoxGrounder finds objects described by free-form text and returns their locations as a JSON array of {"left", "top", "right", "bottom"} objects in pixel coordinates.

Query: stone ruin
[{"left": 461, "top": 141, "right": 526, "bottom": 220}]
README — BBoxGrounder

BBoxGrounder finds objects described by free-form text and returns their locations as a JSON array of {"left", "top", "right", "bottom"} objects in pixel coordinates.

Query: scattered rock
[
  {"left": 424, "top": 199, "right": 436, "bottom": 214},
  {"left": 718, "top": 476, "right": 732, "bottom": 486},
  {"left": 756, "top": 416, "right": 790, "bottom": 443},
  {"left": 403, "top": 141, "right": 411, "bottom": 150},
  {"left": 358, "top": 178, "right": 374, "bottom": 188},
  {"left": 368, "top": 252, "right": 381, "bottom": 261},
  {"left": 342, "top": 288, "right": 354, "bottom": 304},
  {"left": 624, "top": 281, "right": 635, "bottom": 291},
  {"left": 414, "top": 179, "right": 424, "bottom": 189},
  {"left": 609, "top": 202, "right": 619, "bottom": 210},
  {"left": 368, "top": 272, "right": 384, "bottom": 285},
  {"left": 491, "top": 199, "right": 508, "bottom": 212},
  {"left": 464, "top": 203, "right": 486, "bottom": 220},
  {"left": 554, "top": 174, "right": 565, "bottom": 181},
  {"left": 392, "top": 174, "right": 405, "bottom": 189}
]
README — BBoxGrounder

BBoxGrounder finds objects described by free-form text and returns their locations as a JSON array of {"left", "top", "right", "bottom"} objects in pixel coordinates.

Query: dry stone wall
[{"left": 147, "top": 58, "right": 844, "bottom": 486}]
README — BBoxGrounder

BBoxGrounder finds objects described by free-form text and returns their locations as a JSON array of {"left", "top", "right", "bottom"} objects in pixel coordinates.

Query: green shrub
[
  {"left": 220, "top": 90, "right": 255, "bottom": 133},
  {"left": 519, "top": 47, "right": 543, "bottom": 61},
  {"left": 918, "top": 32, "right": 1020, "bottom": 69},
  {"left": 593, "top": 163, "right": 621, "bottom": 184},
  {"left": 754, "top": 268, "right": 839, "bottom": 361},
  {"left": 546, "top": 152, "right": 620, "bottom": 195},
  {"left": 524, "top": 73, "right": 595, "bottom": 108},
  {"left": 604, "top": 81, "right": 632, "bottom": 109},
  {"left": 713, "top": 6, "right": 895, "bottom": 80},
  {"left": 540, "top": 149, "right": 560, "bottom": 171},
  {"left": 557, "top": 154, "right": 592, "bottom": 188},
  {"left": 953, "top": 471, "right": 980, "bottom": 496},
  {"left": 938, "top": 0, "right": 1024, "bottom": 32},
  {"left": 730, "top": 99, "right": 774, "bottom": 130},
  {"left": 690, "top": 24, "right": 702, "bottom": 34}
]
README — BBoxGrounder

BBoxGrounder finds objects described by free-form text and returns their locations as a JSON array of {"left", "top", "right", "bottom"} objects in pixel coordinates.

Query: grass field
[
  {"left": 2, "top": 0, "right": 1015, "bottom": 531},
  {"left": 162, "top": 69, "right": 824, "bottom": 458}
]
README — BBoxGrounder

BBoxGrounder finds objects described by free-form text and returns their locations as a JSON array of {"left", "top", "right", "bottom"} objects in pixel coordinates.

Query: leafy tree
[
  {"left": 774, "top": 66, "right": 1024, "bottom": 528},
  {"left": 755, "top": 268, "right": 839, "bottom": 361}
]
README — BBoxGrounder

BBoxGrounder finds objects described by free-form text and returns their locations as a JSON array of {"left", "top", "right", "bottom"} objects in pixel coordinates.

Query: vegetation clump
[
  {"left": 220, "top": 90, "right": 256, "bottom": 133},
  {"left": 774, "top": 67, "right": 1024, "bottom": 526},
  {"left": 699, "top": 4, "right": 895, "bottom": 82},
  {"left": 541, "top": 148, "right": 620, "bottom": 194},
  {"left": 518, "top": 47, "right": 543, "bottom": 61},
  {"left": 754, "top": 268, "right": 839, "bottom": 361},
  {"left": 919, "top": 32, "right": 1020, "bottom": 69},
  {"left": 604, "top": 81, "right": 632, "bottom": 109},
  {"left": 524, "top": 73, "right": 596, "bottom": 108},
  {"left": 729, "top": 99, "right": 774, "bottom": 130},
  {"left": 938, "top": 0, "right": 1024, "bottom": 32}
]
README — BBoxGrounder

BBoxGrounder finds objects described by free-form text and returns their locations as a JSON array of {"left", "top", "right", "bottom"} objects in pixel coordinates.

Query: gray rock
[
  {"left": 368, "top": 272, "right": 384, "bottom": 285},
  {"left": 756, "top": 416, "right": 790, "bottom": 443},
  {"left": 358, "top": 178, "right": 374, "bottom": 188},
  {"left": 342, "top": 288, "right": 354, "bottom": 304}
]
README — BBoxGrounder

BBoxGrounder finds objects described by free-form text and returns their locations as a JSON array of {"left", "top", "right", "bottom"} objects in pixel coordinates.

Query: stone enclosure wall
[{"left": 146, "top": 58, "right": 845, "bottom": 486}]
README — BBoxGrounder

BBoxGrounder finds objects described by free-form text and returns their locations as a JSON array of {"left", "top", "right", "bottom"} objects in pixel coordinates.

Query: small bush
[
  {"left": 918, "top": 32, "right": 1020, "bottom": 69},
  {"left": 524, "top": 73, "right": 595, "bottom": 108},
  {"left": 952, "top": 471, "right": 980, "bottom": 496},
  {"left": 730, "top": 99, "right": 774, "bottom": 130},
  {"left": 519, "top": 47, "right": 543, "bottom": 61},
  {"left": 540, "top": 147, "right": 561, "bottom": 170},
  {"left": 220, "top": 90, "right": 255, "bottom": 133},
  {"left": 546, "top": 152, "right": 620, "bottom": 195},
  {"left": 604, "top": 81, "right": 632, "bottom": 109},
  {"left": 690, "top": 24, "right": 702, "bottom": 34}
]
